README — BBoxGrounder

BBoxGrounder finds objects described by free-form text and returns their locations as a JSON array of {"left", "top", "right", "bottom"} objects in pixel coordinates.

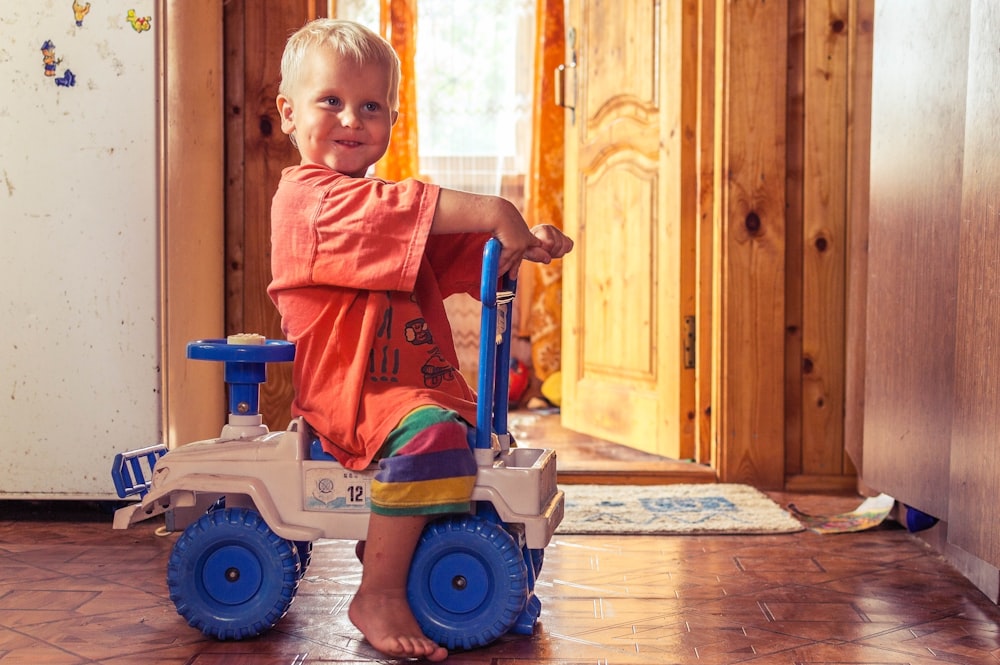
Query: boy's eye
[
  {"left": 363, "top": 102, "right": 380, "bottom": 113},
  {"left": 323, "top": 97, "right": 342, "bottom": 107}
]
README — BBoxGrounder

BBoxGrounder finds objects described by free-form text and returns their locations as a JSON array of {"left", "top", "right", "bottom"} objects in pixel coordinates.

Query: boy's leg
[
  {"left": 350, "top": 407, "right": 477, "bottom": 661},
  {"left": 348, "top": 512, "right": 448, "bottom": 662}
]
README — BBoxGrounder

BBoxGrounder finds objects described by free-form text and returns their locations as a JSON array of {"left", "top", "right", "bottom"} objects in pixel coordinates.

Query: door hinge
[{"left": 683, "top": 315, "right": 696, "bottom": 369}]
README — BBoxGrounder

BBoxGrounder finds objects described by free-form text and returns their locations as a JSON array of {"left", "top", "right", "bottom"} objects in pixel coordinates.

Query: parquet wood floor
[{"left": 2, "top": 414, "right": 999, "bottom": 663}]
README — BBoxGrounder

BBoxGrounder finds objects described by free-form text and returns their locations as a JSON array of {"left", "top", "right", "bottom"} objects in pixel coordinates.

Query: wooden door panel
[
  {"left": 579, "top": 3, "right": 658, "bottom": 131},
  {"left": 580, "top": 163, "right": 656, "bottom": 378},
  {"left": 562, "top": 0, "right": 693, "bottom": 459},
  {"left": 569, "top": 160, "right": 661, "bottom": 444}
]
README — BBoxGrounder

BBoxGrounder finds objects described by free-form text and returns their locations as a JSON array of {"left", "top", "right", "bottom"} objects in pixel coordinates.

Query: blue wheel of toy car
[
  {"left": 167, "top": 507, "right": 298, "bottom": 640},
  {"left": 529, "top": 548, "right": 544, "bottom": 576},
  {"left": 407, "top": 515, "right": 528, "bottom": 650},
  {"left": 293, "top": 540, "right": 313, "bottom": 579}
]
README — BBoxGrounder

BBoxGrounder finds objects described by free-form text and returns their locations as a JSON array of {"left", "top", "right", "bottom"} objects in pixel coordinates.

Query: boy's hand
[
  {"left": 496, "top": 223, "right": 574, "bottom": 280},
  {"left": 523, "top": 224, "right": 574, "bottom": 264},
  {"left": 491, "top": 214, "right": 540, "bottom": 279},
  {"left": 431, "top": 189, "right": 574, "bottom": 279}
]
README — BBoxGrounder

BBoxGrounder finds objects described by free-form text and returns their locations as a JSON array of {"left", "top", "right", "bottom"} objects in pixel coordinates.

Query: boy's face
[{"left": 277, "top": 45, "right": 397, "bottom": 177}]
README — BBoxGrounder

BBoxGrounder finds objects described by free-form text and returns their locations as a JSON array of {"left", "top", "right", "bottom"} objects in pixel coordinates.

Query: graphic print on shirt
[
  {"left": 368, "top": 293, "right": 456, "bottom": 388},
  {"left": 404, "top": 318, "right": 433, "bottom": 345},
  {"left": 368, "top": 300, "right": 399, "bottom": 382},
  {"left": 421, "top": 347, "right": 456, "bottom": 388}
]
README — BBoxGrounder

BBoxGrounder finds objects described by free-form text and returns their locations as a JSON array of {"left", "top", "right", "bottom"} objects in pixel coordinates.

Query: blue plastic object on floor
[{"left": 904, "top": 505, "right": 939, "bottom": 532}]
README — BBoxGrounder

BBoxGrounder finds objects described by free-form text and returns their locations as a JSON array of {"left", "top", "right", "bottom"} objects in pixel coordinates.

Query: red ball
[{"left": 508, "top": 358, "right": 530, "bottom": 404}]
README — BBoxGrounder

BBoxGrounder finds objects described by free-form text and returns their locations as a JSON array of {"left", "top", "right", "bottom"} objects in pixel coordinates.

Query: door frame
[{"left": 159, "top": 0, "right": 226, "bottom": 447}]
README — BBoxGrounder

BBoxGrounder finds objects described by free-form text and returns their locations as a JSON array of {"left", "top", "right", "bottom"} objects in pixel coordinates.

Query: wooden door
[{"left": 560, "top": 0, "right": 696, "bottom": 459}]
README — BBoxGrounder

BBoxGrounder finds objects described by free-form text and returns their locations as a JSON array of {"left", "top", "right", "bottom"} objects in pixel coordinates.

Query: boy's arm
[{"left": 433, "top": 188, "right": 551, "bottom": 279}]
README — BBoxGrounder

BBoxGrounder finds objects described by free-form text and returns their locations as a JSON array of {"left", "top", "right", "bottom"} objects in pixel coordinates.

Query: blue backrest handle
[{"left": 475, "top": 239, "right": 517, "bottom": 450}]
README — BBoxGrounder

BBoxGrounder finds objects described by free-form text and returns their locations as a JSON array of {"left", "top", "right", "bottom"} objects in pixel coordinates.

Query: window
[{"left": 336, "top": 0, "right": 536, "bottom": 196}]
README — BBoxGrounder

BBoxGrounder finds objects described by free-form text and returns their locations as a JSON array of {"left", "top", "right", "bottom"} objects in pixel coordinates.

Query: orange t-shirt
[{"left": 268, "top": 164, "right": 489, "bottom": 469}]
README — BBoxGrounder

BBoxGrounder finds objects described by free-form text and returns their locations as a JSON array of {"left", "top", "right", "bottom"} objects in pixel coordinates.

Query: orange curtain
[
  {"left": 375, "top": 0, "right": 419, "bottom": 181},
  {"left": 525, "top": 0, "right": 566, "bottom": 381}
]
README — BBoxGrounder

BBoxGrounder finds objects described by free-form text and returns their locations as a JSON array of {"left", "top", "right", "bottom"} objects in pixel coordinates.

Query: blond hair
[{"left": 278, "top": 19, "right": 401, "bottom": 111}]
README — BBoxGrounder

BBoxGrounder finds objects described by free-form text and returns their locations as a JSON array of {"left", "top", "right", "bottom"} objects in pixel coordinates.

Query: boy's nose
[{"left": 340, "top": 108, "right": 363, "bottom": 129}]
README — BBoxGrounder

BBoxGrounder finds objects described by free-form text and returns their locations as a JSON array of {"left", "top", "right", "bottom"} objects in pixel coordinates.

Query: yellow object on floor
[{"left": 540, "top": 371, "right": 562, "bottom": 406}]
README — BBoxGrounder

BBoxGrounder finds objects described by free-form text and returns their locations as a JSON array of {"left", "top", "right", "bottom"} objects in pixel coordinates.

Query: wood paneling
[
  {"left": 710, "top": 0, "right": 865, "bottom": 489},
  {"left": 694, "top": 0, "right": 716, "bottom": 465},
  {"left": 843, "top": 0, "right": 875, "bottom": 488},
  {"left": 784, "top": 0, "right": 806, "bottom": 478},
  {"left": 224, "top": 2, "right": 327, "bottom": 431},
  {"left": 714, "top": 0, "right": 788, "bottom": 489},
  {"left": 786, "top": 0, "right": 869, "bottom": 490},
  {"left": 801, "top": 0, "right": 849, "bottom": 476}
]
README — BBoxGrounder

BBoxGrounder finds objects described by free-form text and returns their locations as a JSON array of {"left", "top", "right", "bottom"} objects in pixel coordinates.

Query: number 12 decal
[{"left": 347, "top": 485, "right": 365, "bottom": 504}]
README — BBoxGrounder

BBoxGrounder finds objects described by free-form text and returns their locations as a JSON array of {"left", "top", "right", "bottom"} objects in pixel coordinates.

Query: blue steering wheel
[{"left": 186, "top": 338, "right": 295, "bottom": 417}]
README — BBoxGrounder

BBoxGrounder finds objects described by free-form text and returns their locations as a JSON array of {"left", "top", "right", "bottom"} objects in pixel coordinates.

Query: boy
[{"left": 269, "top": 18, "right": 573, "bottom": 662}]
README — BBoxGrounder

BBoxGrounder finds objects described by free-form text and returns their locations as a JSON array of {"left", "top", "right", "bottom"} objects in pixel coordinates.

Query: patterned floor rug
[{"left": 557, "top": 483, "right": 804, "bottom": 535}]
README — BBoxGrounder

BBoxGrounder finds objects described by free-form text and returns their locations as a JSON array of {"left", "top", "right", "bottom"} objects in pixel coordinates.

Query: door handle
[{"left": 554, "top": 62, "right": 576, "bottom": 110}]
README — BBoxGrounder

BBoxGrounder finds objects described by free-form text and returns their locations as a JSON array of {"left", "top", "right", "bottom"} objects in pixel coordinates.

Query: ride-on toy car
[{"left": 110, "top": 239, "right": 565, "bottom": 649}]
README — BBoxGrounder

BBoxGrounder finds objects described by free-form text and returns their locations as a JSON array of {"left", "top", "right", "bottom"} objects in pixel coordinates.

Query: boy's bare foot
[{"left": 349, "top": 588, "right": 448, "bottom": 661}]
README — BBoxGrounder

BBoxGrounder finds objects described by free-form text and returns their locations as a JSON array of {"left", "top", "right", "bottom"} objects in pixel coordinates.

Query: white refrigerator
[{"left": 0, "top": 1, "right": 160, "bottom": 498}]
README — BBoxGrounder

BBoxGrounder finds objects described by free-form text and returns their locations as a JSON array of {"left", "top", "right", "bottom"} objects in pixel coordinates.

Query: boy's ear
[
  {"left": 276, "top": 95, "right": 295, "bottom": 135},
  {"left": 391, "top": 110, "right": 399, "bottom": 126}
]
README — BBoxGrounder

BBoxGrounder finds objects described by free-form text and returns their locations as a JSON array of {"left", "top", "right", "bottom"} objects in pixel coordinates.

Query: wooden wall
[
  {"left": 223, "top": 1, "right": 328, "bottom": 430},
  {"left": 712, "top": 0, "right": 789, "bottom": 488},
  {"left": 714, "top": 0, "right": 871, "bottom": 489},
  {"left": 798, "top": 0, "right": 873, "bottom": 489}
]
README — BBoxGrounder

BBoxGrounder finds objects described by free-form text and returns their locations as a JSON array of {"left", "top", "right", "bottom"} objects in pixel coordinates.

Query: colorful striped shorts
[{"left": 370, "top": 406, "right": 478, "bottom": 517}]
